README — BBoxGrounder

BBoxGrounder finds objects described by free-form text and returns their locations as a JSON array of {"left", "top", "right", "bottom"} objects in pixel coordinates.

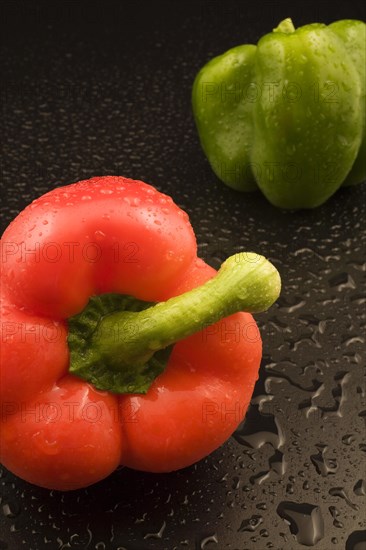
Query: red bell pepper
[{"left": 0, "top": 176, "right": 280, "bottom": 491}]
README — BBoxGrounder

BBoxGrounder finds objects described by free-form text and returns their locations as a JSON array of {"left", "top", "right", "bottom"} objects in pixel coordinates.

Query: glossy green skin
[
  {"left": 192, "top": 19, "right": 365, "bottom": 209},
  {"left": 329, "top": 20, "right": 366, "bottom": 186}
]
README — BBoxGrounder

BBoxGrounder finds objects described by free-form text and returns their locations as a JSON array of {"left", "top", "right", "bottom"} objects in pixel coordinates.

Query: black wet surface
[{"left": 1, "top": 1, "right": 365, "bottom": 549}]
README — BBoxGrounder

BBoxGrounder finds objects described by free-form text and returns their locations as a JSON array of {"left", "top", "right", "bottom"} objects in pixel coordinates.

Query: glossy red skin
[{"left": 0, "top": 176, "right": 261, "bottom": 490}]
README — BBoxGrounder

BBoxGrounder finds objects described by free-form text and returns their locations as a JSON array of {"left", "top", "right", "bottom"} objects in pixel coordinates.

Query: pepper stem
[
  {"left": 102, "top": 252, "right": 279, "bottom": 361},
  {"left": 273, "top": 18, "right": 296, "bottom": 34},
  {"left": 68, "top": 253, "right": 281, "bottom": 394}
]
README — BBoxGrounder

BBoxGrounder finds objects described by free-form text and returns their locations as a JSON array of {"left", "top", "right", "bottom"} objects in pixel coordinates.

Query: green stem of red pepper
[{"left": 68, "top": 253, "right": 280, "bottom": 394}]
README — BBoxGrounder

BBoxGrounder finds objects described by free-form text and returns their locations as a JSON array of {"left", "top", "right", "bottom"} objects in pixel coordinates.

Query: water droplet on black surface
[
  {"left": 328, "top": 272, "right": 356, "bottom": 290},
  {"left": 310, "top": 445, "right": 338, "bottom": 476},
  {"left": 238, "top": 514, "right": 263, "bottom": 532},
  {"left": 143, "top": 520, "right": 166, "bottom": 540},
  {"left": 345, "top": 530, "right": 366, "bottom": 550},
  {"left": 277, "top": 296, "right": 306, "bottom": 313},
  {"left": 2, "top": 503, "right": 19, "bottom": 518},
  {"left": 342, "top": 434, "right": 356, "bottom": 445},
  {"left": 200, "top": 534, "right": 218, "bottom": 548},
  {"left": 234, "top": 405, "right": 285, "bottom": 450},
  {"left": 276, "top": 501, "right": 324, "bottom": 546},
  {"left": 329, "top": 487, "right": 359, "bottom": 510},
  {"left": 269, "top": 449, "right": 287, "bottom": 476},
  {"left": 353, "top": 479, "right": 366, "bottom": 496},
  {"left": 329, "top": 505, "right": 344, "bottom": 528}
]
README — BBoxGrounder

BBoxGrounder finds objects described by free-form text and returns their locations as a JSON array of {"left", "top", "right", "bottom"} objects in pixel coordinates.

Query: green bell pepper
[{"left": 192, "top": 18, "right": 366, "bottom": 209}]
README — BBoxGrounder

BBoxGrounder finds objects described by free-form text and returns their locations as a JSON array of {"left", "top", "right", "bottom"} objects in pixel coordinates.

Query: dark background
[{"left": 1, "top": 1, "right": 365, "bottom": 549}]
